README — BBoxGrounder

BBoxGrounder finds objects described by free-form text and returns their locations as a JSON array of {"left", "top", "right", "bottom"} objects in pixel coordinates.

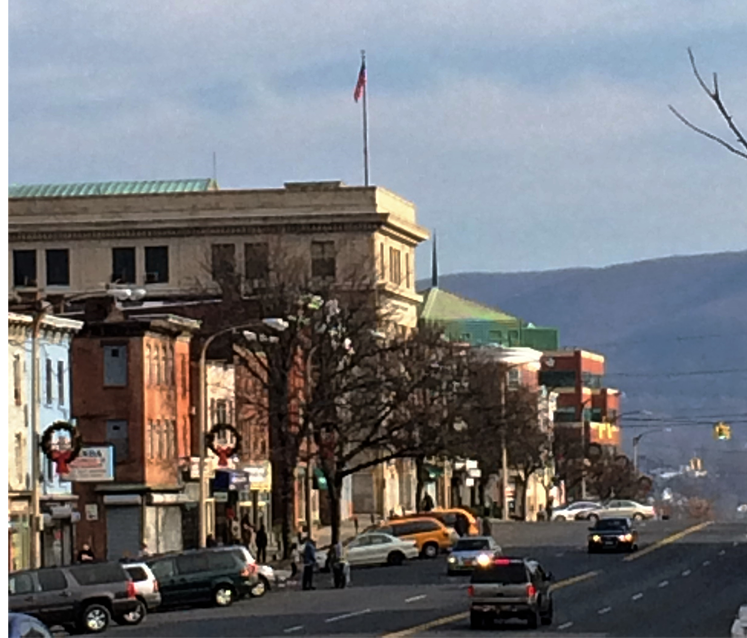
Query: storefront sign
[
  {"left": 214, "top": 492, "right": 228, "bottom": 503},
  {"left": 66, "top": 446, "right": 114, "bottom": 482},
  {"left": 85, "top": 504, "right": 98, "bottom": 521},
  {"left": 243, "top": 461, "right": 272, "bottom": 492}
]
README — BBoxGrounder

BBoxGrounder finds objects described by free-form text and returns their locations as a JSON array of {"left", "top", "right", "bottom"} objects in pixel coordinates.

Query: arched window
[
  {"left": 156, "top": 345, "right": 163, "bottom": 385},
  {"left": 146, "top": 345, "right": 153, "bottom": 386}
]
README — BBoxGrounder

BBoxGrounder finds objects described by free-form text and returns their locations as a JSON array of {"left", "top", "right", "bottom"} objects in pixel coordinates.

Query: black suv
[
  {"left": 8, "top": 562, "right": 138, "bottom": 634},
  {"left": 468, "top": 557, "right": 554, "bottom": 629},
  {"left": 146, "top": 548, "right": 258, "bottom": 609}
]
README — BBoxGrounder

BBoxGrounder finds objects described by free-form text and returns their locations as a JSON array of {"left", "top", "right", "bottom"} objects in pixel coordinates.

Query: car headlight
[
  {"left": 476, "top": 554, "right": 491, "bottom": 567},
  {"left": 619, "top": 533, "right": 633, "bottom": 542},
  {"left": 447, "top": 556, "right": 456, "bottom": 563},
  {"left": 591, "top": 535, "right": 601, "bottom": 543}
]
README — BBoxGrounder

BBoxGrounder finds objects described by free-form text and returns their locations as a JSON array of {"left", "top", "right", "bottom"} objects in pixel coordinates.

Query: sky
[{"left": 8, "top": 1, "right": 747, "bottom": 277}]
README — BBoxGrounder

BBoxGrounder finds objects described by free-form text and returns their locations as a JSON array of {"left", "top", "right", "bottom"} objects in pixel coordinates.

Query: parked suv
[
  {"left": 119, "top": 562, "right": 161, "bottom": 625},
  {"left": 468, "top": 557, "right": 554, "bottom": 629},
  {"left": 373, "top": 517, "right": 457, "bottom": 558},
  {"left": 205, "top": 546, "right": 269, "bottom": 597},
  {"left": 146, "top": 548, "right": 258, "bottom": 609},
  {"left": 8, "top": 562, "right": 138, "bottom": 634}
]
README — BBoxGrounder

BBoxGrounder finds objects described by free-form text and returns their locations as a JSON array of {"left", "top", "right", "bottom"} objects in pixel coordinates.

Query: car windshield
[
  {"left": 593, "top": 519, "right": 629, "bottom": 531},
  {"left": 453, "top": 539, "right": 490, "bottom": 551}
]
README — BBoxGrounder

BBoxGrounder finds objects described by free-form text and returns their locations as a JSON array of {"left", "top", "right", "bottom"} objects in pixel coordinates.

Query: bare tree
[{"left": 669, "top": 48, "right": 747, "bottom": 160}]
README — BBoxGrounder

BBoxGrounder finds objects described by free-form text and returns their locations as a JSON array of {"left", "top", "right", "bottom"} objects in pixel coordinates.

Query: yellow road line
[
  {"left": 624, "top": 520, "right": 713, "bottom": 562},
  {"left": 381, "top": 570, "right": 600, "bottom": 638}
]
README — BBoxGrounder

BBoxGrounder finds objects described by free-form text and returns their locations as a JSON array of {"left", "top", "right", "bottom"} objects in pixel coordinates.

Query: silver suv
[{"left": 120, "top": 562, "right": 161, "bottom": 625}]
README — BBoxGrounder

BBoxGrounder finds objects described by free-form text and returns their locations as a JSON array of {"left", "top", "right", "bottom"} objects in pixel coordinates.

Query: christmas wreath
[
  {"left": 206, "top": 423, "right": 242, "bottom": 467},
  {"left": 40, "top": 421, "right": 83, "bottom": 475}
]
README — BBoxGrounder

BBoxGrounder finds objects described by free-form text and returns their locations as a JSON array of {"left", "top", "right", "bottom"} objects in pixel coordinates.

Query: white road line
[
  {"left": 658, "top": 580, "right": 669, "bottom": 588},
  {"left": 555, "top": 552, "right": 565, "bottom": 557},
  {"left": 325, "top": 609, "right": 371, "bottom": 623},
  {"left": 405, "top": 595, "right": 427, "bottom": 603},
  {"left": 284, "top": 626, "right": 303, "bottom": 633},
  {"left": 703, "top": 560, "right": 711, "bottom": 566},
  {"left": 682, "top": 569, "right": 691, "bottom": 577},
  {"left": 558, "top": 621, "right": 574, "bottom": 630},
  {"left": 598, "top": 607, "right": 612, "bottom": 615},
  {"left": 632, "top": 593, "right": 644, "bottom": 601},
  {"left": 719, "top": 550, "right": 726, "bottom": 555}
]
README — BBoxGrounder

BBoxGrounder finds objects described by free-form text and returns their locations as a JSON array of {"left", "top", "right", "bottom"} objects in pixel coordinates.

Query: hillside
[{"left": 424, "top": 250, "right": 747, "bottom": 475}]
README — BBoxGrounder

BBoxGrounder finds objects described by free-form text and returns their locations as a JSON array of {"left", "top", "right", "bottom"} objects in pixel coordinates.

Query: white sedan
[{"left": 316, "top": 533, "right": 419, "bottom": 568}]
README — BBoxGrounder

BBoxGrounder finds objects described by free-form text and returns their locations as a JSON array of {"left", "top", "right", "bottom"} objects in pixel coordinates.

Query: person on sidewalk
[
  {"left": 302, "top": 537, "right": 316, "bottom": 590},
  {"left": 289, "top": 542, "right": 300, "bottom": 579},
  {"left": 330, "top": 541, "right": 350, "bottom": 589},
  {"left": 481, "top": 516, "right": 492, "bottom": 537},
  {"left": 256, "top": 520, "right": 268, "bottom": 563},
  {"left": 77, "top": 543, "right": 95, "bottom": 563},
  {"left": 241, "top": 514, "right": 254, "bottom": 549}
]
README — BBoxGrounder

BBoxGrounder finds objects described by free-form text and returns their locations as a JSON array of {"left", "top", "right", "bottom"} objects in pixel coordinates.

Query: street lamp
[{"left": 633, "top": 428, "right": 672, "bottom": 473}]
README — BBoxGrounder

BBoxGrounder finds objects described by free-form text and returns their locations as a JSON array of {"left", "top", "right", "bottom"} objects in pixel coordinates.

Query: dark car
[
  {"left": 468, "top": 557, "right": 554, "bottom": 629},
  {"left": 8, "top": 613, "right": 53, "bottom": 638},
  {"left": 146, "top": 548, "right": 258, "bottom": 609},
  {"left": 587, "top": 517, "right": 639, "bottom": 553},
  {"left": 8, "top": 562, "right": 138, "bottom": 634}
]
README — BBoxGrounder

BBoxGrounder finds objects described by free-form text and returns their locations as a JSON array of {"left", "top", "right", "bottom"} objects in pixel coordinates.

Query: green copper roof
[
  {"left": 9, "top": 178, "right": 218, "bottom": 199},
  {"left": 420, "top": 287, "right": 519, "bottom": 322}
]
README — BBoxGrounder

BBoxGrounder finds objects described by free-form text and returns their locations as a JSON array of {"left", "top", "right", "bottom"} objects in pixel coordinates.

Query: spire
[{"left": 431, "top": 230, "right": 439, "bottom": 288}]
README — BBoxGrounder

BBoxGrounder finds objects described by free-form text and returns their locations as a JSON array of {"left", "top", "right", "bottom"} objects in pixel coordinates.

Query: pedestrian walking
[
  {"left": 241, "top": 514, "right": 254, "bottom": 549},
  {"left": 302, "top": 538, "right": 316, "bottom": 590},
  {"left": 352, "top": 514, "right": 359, "bottom": 536},
  {"left": 330, "top": 541, "right": 350, "bottom": 589},
  {"left": 138, "top": 542, "right": 151, "bottom": 558},
  {"left": 546, "top": 496, "right": 554, "bottom": 522},
  {"left": 289, "top": 542, "right": 300, "bottom": 579},
  {"left": 455, "top": 514, "right": 469, "bottom": 537},
  {"left": 421, "top": 493, "right": 435, "bottom": 512},
  {"left": 77, "top": 543, "right": 95, "bottom": 563},
  {"left": 256, "top": 520, "right": 268, "bottom": 563}
]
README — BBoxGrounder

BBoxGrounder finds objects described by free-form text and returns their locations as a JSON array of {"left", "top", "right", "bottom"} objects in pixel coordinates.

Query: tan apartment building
[{"left": 9, "top": 179, "right": 429, "bottom": 330}]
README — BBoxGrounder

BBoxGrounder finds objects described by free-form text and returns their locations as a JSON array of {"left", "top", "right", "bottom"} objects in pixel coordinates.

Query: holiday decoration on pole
[
  {"left": 206, "top": 423, "right": 242, "bottom": 467},
  {"left": 40, "top": 421, "right": 83, "bottom": 476}
]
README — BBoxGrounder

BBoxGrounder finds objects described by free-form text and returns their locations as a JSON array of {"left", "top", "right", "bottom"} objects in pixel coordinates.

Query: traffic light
[{"left": 713, "top": 422, "right": 731, "bottom": 440}]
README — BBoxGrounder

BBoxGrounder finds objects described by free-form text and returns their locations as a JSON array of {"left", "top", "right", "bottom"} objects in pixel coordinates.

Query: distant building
[
  {"left": 8, "top": 312, "right": 83, "bottom": 570},
  {"left": 71, "top": 300, "right": 200, "bottom": 560}
]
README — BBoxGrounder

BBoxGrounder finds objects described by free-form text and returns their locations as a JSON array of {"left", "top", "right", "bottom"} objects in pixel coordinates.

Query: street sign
[{"left": 65, "top": 446, "right": 114, "bottom": 482}]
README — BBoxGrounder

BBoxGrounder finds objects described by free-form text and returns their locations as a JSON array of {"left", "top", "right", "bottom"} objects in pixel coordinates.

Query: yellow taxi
[
  {"left": 374, "top": 517, "right": 457, "bottom": 558},
  {"left": 398, "top": 508, "right": 480, "bottom": 537}
]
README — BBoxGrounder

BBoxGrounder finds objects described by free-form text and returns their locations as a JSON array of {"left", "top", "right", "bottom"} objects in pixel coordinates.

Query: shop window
[{"left": 46, "top": 249, "right": 70, "bottom": 287}]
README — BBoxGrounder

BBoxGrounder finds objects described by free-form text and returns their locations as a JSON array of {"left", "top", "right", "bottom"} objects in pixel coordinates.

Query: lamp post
[
  {"left": 632, "top": 428, "right": 672, "bottom": 473},
  {"left": 198, "top": 320, "right": 282, "bottom": 549}
]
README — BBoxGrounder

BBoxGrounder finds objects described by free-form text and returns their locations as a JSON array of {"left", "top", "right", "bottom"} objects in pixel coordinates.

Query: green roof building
[{"left": 419, "top": 287, "right": 559, "bottom": 351}]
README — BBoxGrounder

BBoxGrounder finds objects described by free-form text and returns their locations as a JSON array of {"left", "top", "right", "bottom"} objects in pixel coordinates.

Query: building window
[
  {"left": 57, "top": 361, "right": 65, "bottom": 406},
  {"left": 13, "top": 355, "right": 21, "bottom": 405},
  {"left": 112, "top": 247, "right": 136, "bottom": 284},
  {"left": 405, "top": 253, "right": 411, "bottom": 288},
  {"left": 147, "top": 420, "right": 155, "bottom": 459},
  {"left": 380, "top": 243, "right": 385, "bottom": 279},
  {"left": 216, "top": 400, "right": 228, "bottom": 424},
  {"left": 181, "top": 355, "right": 188, "bottom": 397},
  {"left": 13, "top": 250, "right": 37, "bottom": 287},
  {"left": 389, "top": 247, "right": 401, "bottom": 285},
  {"left": 211, "top": 244, "right": 236, "bottom": 282},
  {"left": 145, "top": 246, "right": 169, "bottom": 284},
  {"left": 45, "top": 358, "right": 53, "bottom": 404},
  {"left": 539, "top": 370, "right": 576, "bottom": 388},
  {"left": 46, "top": 249, "right": 70, "bottom": 287},
  {"left": 156, "top": 420, "right": 163, "bottom": 459},
  {"left": 146, "top": 345, "right": 153, "bottom": 386},
  {"left": 168, "top": 420, "right": 176, "bottom": 458},
  {"left": 107, "top": 420, "right": 129, "bottom": 463},
  {"left": 14, "top": 433, "right": 23, "bottom": 486},
  {"left": 508, "top": 368, "right": 520, "bottom": 388},
  {"left": 210, "top": 398, "right": 216, "bottom": 426},
  {"left": 508, "top": 330, "right": 520, "bottom": 346},
  {"left": 488, "top": 330, "right": 503, "bottom": 345},
  {"left": 244, "top": 243, "right": 269, "bottom": 287},
  {"left": 103, "top": 344, "right": 128, "bottom": 387},
  {"left": 156, "top": 345, "right": 164, "bottom": 385},
  {"left": 167, "top": 344, "right": 175, "bottom": 386},
  {"left": 311, "top": 241, "right": 336, "bottom": 280}
]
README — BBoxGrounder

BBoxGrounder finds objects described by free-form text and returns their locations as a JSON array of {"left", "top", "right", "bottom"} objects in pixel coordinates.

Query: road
[{"left": 113, "top": 520, "right": 747, "bottom": 637}]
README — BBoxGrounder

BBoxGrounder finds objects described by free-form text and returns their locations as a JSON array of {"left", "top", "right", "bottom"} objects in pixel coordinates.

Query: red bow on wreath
[
  {"left": 50, "top": 449, "right": 75, "bottom": 475},
  {"left": 215, "top": 446, "right": 232, "bottom": 467}
]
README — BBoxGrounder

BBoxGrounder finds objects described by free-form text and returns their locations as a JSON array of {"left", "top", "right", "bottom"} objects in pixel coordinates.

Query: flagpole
[{"left": 361, "top": 49, "right": 369, "bottom": 186}]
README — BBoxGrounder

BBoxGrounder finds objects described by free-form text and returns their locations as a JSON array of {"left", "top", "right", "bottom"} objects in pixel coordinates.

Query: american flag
[{"left": 353, "top": 59, "right": 366, "bottom": 102}]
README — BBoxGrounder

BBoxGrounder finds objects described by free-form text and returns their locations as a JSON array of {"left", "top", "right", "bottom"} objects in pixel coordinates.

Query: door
[
  {"left": 8, "top": 571, "right": 39, "bottom": 615},
  {"left": 174, "top": 553, "right": 211, "bottom": 604},
  {"left": 367, "top": 534, "right": 393, "bottom": 564},
  {"left": 345, "top": 536, "right": 374, "bottom": 565},
  {"left": 36, "top": 569, "right": 74, "bottom": 626},
  {"left": 106, "top": 506, "right": 141, "bottom": 561}
]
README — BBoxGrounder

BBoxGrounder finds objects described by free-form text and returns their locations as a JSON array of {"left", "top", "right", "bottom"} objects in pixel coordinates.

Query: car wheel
[
  {"left": 555, "top": 515, "right": 565, "bottom": 522},
  {"left": 118, "top": 599, "right": 147, "bottom": 625},
  {"left": 422, "top": 543, "right": 439, "bottom": 559},
  {"left": 213, "top": 585, "right": 235, "bottom": 607},
  {"left": 541, "top": 600, "right": 554, "bottom": 625},
  {"left": 527, "top": 606, "right": 540, "bottom": 629},
  {"left": 588, "top": 514, "right": 599, "bottom": 522},
  {"left": 250, "top": 577, "right": 268, "bottom": 598},
  {"left": 470, "top": 611, "right": 484, "bottom": 629},
  {"left": 80, "top": 603, "right": 111, "bottom": 634},
  {"left": 588, "top": 544, "right": 596, "bottom": 554},
  {"left": 387, "top": 551, "right": 405, "bottom": 566},
  {"left": 633, "top": 513, "right": 644, "bottom": 521}
]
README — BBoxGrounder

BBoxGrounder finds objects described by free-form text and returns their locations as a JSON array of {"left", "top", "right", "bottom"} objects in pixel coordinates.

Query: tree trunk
[
  {"left": 415, "top": 456, "right": 426, "bottom": 512},
  {"left": 328, "top": 472, "right": 343, "bottom": 546}
]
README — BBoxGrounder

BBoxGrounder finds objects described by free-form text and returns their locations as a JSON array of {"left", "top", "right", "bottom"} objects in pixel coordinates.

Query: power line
[{"left": 606, "top": 367, "right": 747, "bottom": 378}]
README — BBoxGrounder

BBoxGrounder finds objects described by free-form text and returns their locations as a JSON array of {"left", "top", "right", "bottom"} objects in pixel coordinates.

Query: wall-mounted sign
[
  {"left": 214, "top": 492, "right": 229, "bottom": 503},
  {"left": 66, "top": 446, "right": 114, "bottom": 482},
  {"left": 243, "top": 461, "right": 272, "bottom": 492},
  {"left": 85, "top": 504, "right": 98, "bottom": 521}
]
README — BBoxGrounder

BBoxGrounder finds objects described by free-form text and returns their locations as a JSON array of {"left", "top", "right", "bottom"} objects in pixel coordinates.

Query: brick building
[{"left": 71, "top": 300, "right": 200, "bottom": 560}]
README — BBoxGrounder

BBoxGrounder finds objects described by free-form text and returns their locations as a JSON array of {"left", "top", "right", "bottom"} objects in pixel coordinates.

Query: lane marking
[
  {"left": 719, "top": 550, "right": 726, "bottom": 555},
  {"left": 405, "top": 595, "right": 426, "bottom": 603},
  {"left": 702, "top": 560, "right": 711, "bottom": 566},
  {"left": 658, "top": 580, "right": 669, "bottom": 588},
  {"left": 325, "top": 609, "right": 371, "bottom": 623},
  {"left": 632, "top": 593, "right": 644, "bottom": 601},
  {"left": 682, "top": 569, "right": 691, "bottom": 577},
  {"left": 284, "top": 626, "right": 303, "bottom": 634},
  {"left": 558, "top": 621, "right": 574, "bottom": 630},
  {"left": 382, "top": 571, "right": 600, "bottom": 638},
  {"left": 598, "top": 606, "right": 612, "bottom": 615},
  {"left": 623, "top": 521, "right": 712, "bottom": 562}
]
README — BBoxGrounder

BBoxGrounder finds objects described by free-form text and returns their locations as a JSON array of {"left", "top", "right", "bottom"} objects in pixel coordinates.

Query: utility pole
[
  {"left": 500, "top": 370, "right": 509, "bottom": 521},
  {"left": 30, "top": 311, "right": 44, "bottom": 568}
]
